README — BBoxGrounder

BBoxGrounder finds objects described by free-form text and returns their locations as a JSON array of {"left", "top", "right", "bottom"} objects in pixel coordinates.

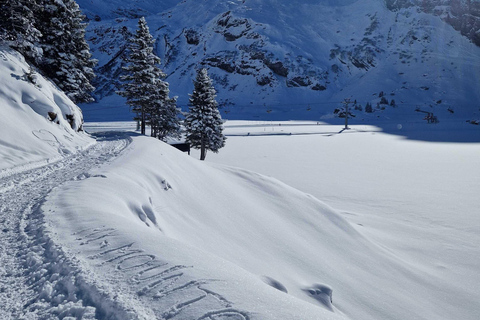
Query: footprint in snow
[
  {"left": 303, "top": 283, "right": 334, "bottom": 311},
  {"left": 262, "top": 276, "right": 288, "bottom": 293}
]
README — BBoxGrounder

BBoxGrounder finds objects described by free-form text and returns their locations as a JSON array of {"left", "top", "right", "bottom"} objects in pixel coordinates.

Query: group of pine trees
[
  {"left": 0, "top": 0, "right": 96, "bottom": 103},
  {"left": 0, "top": 3, "right": 225, "bottom": 159},
  {"left": 119, "top": 17, "right": 225, "bottom": 160}
]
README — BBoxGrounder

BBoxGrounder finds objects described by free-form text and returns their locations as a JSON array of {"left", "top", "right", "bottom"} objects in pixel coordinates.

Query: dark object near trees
[
  {"left": 65, "top": 114, "right": 75, "bottom": 129},
  {"left": 416, "top": 109, "right": 439, "bottom": 123},
  {"left": 170, "top": 143, "right": 190, "bottom": 155},
  {"left": 47, "top": 111, "right": 57, "bottom": 121}
]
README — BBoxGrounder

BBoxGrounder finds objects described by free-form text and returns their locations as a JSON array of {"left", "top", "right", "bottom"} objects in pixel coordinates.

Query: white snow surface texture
[
  {"left": 1, "top": 47, "right": 480, "bottom": 319},
  {"left": 0, "top": 47, "right": 93, "bottom": 174}
]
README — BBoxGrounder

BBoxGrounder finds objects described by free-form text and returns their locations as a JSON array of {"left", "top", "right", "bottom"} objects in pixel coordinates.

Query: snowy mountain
[{"left": 78, "top": 0, "right": 480, "bottom": 122}]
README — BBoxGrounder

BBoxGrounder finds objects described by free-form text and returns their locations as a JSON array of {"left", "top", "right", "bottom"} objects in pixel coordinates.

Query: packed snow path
[
  {"left": 0, "top": 132, "right": 131, "bottom": 319},
  {"left": 0, "top": 132, "right": 254, "bottom": 320}
]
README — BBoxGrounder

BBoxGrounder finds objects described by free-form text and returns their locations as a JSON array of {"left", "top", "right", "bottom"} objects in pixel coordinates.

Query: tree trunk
[
  {"left": 200, "top": 135, "right": 206, "bottom": 160},
  {"left": 141, "top": 106, "right": 146, "bottom": 135},
  {"left": 151, "top": 123, "right": 156, "bottom": 138}
]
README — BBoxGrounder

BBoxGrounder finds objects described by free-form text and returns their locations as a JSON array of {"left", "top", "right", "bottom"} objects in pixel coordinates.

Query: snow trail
[{"left": 0, "top": 132, "right": 131, "bottom": 319}]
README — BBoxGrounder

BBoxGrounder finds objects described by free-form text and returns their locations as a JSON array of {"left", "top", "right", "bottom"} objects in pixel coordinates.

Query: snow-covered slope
[
  {"left": 0, "top": 39, "right": 477, "bottom": 317},
  {"left": 43, "top": 136, "right": 346, "bottom": 319},
  {"left": 0, "top": 46, "right": 94, "bottom": 174},
  {"left": 39, "top": 124, "right": 479, "bottom": 319},
  {"left": 78, "top": 0, "right": 480, "bottom": 122}
]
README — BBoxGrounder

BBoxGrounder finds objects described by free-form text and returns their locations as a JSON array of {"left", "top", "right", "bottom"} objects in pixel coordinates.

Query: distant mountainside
[
  {"left": 386, "top": 0, "right": 480, "bottom": 45},
  {"left": 77, "top": 0, "right": 480, "bottom": 122}
]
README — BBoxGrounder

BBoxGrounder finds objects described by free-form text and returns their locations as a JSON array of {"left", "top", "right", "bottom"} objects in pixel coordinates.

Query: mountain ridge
[{"left": 77, "top": 0, "right": 480, "bottom": 123}]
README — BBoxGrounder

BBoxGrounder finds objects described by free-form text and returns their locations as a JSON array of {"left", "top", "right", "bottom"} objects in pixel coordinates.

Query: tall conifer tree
[
  {"left": 0, "top": 0, "right": 42, "bottom": 63},
  {"left": 36, "top": 0, "right": 96, "bottom": 103},
  {"left": 150, "top": 89, "right": 181, "bottom": 141},
  {"left": 119, "top": 17, "right": 180, "bottom": 138},
  {"left": 184, "top": 68, "right": 226, "bottom": 160}
]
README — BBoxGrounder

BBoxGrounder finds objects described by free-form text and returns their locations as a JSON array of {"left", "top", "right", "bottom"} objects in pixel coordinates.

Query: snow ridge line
[
  {"left": 0, "top": 155, "right": 63, "bottom": 181},
  {"left": 74, "top": 226, "right": 252, "bottom": 319},
  {"left": 0, "top": 134, "right": 96, "bottom": 181},
  {"left": 0, "top": 132, "right": 133, "bottom": 319}
]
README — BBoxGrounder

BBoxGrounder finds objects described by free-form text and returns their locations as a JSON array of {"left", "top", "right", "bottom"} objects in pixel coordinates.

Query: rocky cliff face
[
  {"left": 386, "top": 0, "right": 480, "bottom": 46},
  {"left": 77, "top": 0, "right": 480, "bottom": 122}
]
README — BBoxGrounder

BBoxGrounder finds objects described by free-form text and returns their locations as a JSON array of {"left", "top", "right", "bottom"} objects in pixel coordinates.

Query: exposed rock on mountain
[{"left": 77, "top": 0, "right": 480, "bottom": 121}]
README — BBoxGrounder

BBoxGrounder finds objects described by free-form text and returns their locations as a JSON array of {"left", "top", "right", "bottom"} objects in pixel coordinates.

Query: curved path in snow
[{"left": 0, "top": 132, "right": 131, "bottom": 319}]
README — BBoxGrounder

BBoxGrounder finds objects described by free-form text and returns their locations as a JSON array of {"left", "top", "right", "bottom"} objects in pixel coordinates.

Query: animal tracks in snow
[{"left": 74, "top": 226, "right": 251, "bottom": 319}]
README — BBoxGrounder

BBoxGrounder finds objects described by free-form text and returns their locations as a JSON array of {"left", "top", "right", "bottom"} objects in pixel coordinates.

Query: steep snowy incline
[
  {"left": 0, "top": 133, "right": 132, "bottom": 319},
  {"left": 0, "top": 46, "right": 94, "bottom": 173}
]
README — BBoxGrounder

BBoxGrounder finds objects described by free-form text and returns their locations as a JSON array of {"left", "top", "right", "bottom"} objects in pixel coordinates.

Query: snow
[
  {"left": 200, "top": 120, "right": 480, "bottom": 319},
  {"left": 0, "top": 46, "right": 94, "bottom": 174},
  {"left": 5, "top": 119, "right": 466, "bottom": 319},
  {"left": 42, "top": 134, "right": 347, "bottom": 319},
  {"left": 1, "top": 40, "right": 480, "bottom": 320},
  {"left": 78, "top": 0, "right": 480, "bottom": 122}
]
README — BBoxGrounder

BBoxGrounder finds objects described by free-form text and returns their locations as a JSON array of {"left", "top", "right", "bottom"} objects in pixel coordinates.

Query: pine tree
[
  {"left": 365, "top": 102, "right": 373, "bottom": 113},
  {"left": 118, "top": 17, "right": 168, "bottom": 135},
  {"left": 0, "top": 0, "right": 42, "bottom": 63},
  {"left": 184, "top": 68, "right": 226, "bottom": 161},
  {"left": 150, "top": 92, "right": 182, "bottom": 141},
  {"left": 36, "top": 0, "right": 96, "bottom": 103}
]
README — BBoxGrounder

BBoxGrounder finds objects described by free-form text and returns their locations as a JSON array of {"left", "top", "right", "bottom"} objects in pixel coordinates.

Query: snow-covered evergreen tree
[
  {"left": 184, "top": 68, "right": 226, "bottom": 161},
  {"left": 118, "top": 16, "right": 158, "bottom": 135},
  {"left": 0, "top": 0, "right": 42, "bottom": 63},
  {"left": 118, "top": 17, "right": 180, "bottom": 138},
  {"left": 150, "top": 90, "right": 182, "bottom": 141},
  {"left": 36, "top": 0, "right": 96, "bottom": 103}
]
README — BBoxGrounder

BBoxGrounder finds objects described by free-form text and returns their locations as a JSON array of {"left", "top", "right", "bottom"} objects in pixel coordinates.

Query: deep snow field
[
  {"left": 0, "top": 43, "right": 479, "bottom": 317},
  {"left": 81, "top": 120, "right": 480, "bottom": 320}
]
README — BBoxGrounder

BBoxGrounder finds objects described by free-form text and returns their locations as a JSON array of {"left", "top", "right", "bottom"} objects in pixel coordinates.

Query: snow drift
[
  {"left": 0, "top": 46, "right": 93, "bottom": 174},
  {"left": 42, "top": 132, "right": 469, "bottom": 319}
]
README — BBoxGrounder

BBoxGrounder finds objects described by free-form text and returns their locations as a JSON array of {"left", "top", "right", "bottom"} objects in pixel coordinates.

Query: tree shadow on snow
[
  {"left": 90, "top": 131, "right": 141, "bottom": 142},
  {"left": 371, "top": 121, "right": 480, "bottom": 143}
]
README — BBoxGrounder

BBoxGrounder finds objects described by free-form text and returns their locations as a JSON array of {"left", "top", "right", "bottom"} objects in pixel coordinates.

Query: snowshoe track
[
  {"left": 0, "top": 132, "right": 131, "bottom": 319},
  {"left": 1, "top": 132, "right": 251, "bottom": 319}
]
